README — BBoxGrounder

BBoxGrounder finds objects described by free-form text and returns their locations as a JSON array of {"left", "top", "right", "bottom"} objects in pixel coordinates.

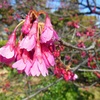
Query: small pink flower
[
  {"left": 65, "top": 55, "right": 71, "bottom": 61},
  {"left": 86, "top": 32, "right": 90, "bottom": 36},
  {"left": 63, "top": 70, "right": 78, "bottom": 81},
  {"left": 0, "top": 30, "right": 16, "bottom": 64},
  {"left": 54, "top": 66, "right": 62, "bottom": 78},
  {"left": 76, "top": 32, "right": 81, "bottom": 37},
  {"left": 40, "top": 15, "right": 59, "bottom": 43},
  {"left": 86, "top": 31, "right": 94, "bottom": 37},
  {"left": 31, "top": 58, "right": 48, "bottom": 76},
  {"left": 54, "top": 66, "right": 78, "bottom": 81},
  {"left": 21, "top": 13, "right": 32, "bottom": 34},
  {"left": 86, "top": 28, "right": 95, "bottom": 37},
  {"left": 72, "top": 74, "right": 78, "bottom": 81},
  {"left": 77, "top": 42, "right": 86, "bottom": 48},
  {"left": 30, "top": 42, "right": 48, "bottom": 76},
  {"left": 67, "top": 21, "right": 73, "bottom": 27},
  {"left": 87, "top": 56, "right": 97, "bottom": 69},
  {"left": 53, "top": 50, "right": 60, "bottom": 57},
  {"left": 73, "top": 22, "right": 80, "bottom": 28},
  {"left": 81, "top": 51, "right": 86, "bottom": 58},
  {"left": 19, "top": 21, "right": 37, "bottom": 51},
  {"left": 12, "top": 50, "right": 32, "bottom": 75},
  {"left": 41, "top": 44, "right": 55, "bottom": 68}
]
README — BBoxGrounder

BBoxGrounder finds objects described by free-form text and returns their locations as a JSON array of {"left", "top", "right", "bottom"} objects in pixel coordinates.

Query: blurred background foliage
[{"left": 0, "top": 67, "right": 99, "bottom": 100}]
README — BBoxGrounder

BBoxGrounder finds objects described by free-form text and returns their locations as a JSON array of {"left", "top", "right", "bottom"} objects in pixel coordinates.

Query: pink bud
[
  {"left": 73, "top": 22, "right": 80, "bottom": 28},
  {"left": 76, "top": 32, "right": 81, "bottom": 37}
]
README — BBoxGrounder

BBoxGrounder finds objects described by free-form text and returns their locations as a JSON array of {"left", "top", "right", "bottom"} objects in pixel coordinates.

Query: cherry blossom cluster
[
  {"left": 67, "top": 21, "right": 80, "bottom": 28},
  {"left": 87, "top": 55, "right": 97, "bottom": 69},
  {"left": 0, "top": 10, "right": 59, "bottom": 76},
  {"left": 54, "top": 59, "right": 78, "bottom": 81},
  {"left": 54, "top": 66, "right": 78, "bottom": 81}
]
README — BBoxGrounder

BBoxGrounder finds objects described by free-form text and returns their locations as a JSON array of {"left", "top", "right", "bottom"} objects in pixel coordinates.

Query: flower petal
[
  {"left": 12, "top": 59, "right": 26, "bottom": 70},
  {"left": 42, "top": 45, "right": 55, "bottom": 67},
  {"left": 37, "top": 60, "right": 48, "bottom": 76},
  {"left": 44, "top": 52, "right": 55, "bottom": 66},
  {"left": 40, "top": 28, "right": 53, "bottom": 43},
  {"left": 25, "top": 60, "right": 32, "bottom": 75},
  {"left": 19, "top": 35, "right": 36, "bottom": 51},
  {"left": 45, "top": 15, "right": 52, "bottom": 27},
  {"left": 30, "top": 60, "right": 40, "bottom": 76},
  {"left": 0, "top": 46, "right": 15, "bottom": 59}
]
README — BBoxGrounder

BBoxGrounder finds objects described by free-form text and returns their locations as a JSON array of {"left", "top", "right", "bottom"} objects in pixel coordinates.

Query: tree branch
[
  {"left": 59, "top": 39, "right": 96, "bottom": 51},
  {"left": 23, "top": 77, "right": 63, "bottom": 100},
  {"left": 74, "top": 80, "right": 99, "bottom": 88},
  {"left": 72, "top": 68, "right": 100, "bottom": 72}
]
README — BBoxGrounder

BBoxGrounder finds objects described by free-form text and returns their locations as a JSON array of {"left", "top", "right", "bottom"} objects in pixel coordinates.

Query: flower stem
[{"left": 15, "top": 20, "right": 25, "bottom": 30}]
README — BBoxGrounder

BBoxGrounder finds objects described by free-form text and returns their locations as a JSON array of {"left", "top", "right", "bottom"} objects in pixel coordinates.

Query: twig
[
  {"left": 23, "top": 77, "right": 63, "bottom": 100},
  {"left": 59, "top": 39, "right": 96, "bottom": 51},
  {"left": 73, "top": 59, "right": 87, "bottom": 72},
  {"left": 72, "top": 68, "right": 100, "bottom": 72},
  {"left": 71, "top": 29, "right": 76, "bottom": 42},
  {"left": 73, "top": 48, "right": 100, "bottom": 72},
  {"left": 74, "top": 81, "right": 98, "bottom": 88}
]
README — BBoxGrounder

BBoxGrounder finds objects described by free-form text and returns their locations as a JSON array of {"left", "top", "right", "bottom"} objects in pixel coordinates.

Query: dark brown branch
[
  {"left": 77, "top": 1, "right": 100, "bottom": 9},
  {"left": 86, "top": 0, "right": 92, "bottom": 12}
]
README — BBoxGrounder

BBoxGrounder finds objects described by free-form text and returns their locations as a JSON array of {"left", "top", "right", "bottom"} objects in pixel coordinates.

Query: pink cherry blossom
[
  {"left": 76, "top": 32, "right": 81, "bottom": 37},
  {"left": 0, "top": 30, "right": 16, "bottom": 64},
  {"left": 31, "top": 58, "right": 48, "bottom": 76},
  {"left": 65, "top": 55, "right": 71, "bottom": 61},
  {"left": 41, "top": 44, "right": 55, "bottom": 68},
  {"left": 67, "top": 21, "right": 79, "bottom": 28},
  {"left": 21, "top": 13, "right": 32, "bottom": 34},
  {"left": 19, "top": 21, "right": 37, "bottom": 51},
  {"left": 81, "top": 51, "right": 86, "bottom": 58},
  {"left": 72, "top": 74, "right": 78, "bottom": 80},
  {"left": 86, "top": 28, "right": 95, "bottom": 37},
  {"left": 54, "top": 66, "right": 62, "bottom": 78},
  {"left": 40, "top": 15, "right": 59, "bottom": 43},
  {"left": 87, "top": 56, "right": 97, "bottom": 69},
  {"left": 73, "top": 22, "right": 80, "bottom": 28},
  {"left": 30, "top": 43, "right": 48, "bottom": 76},
  {"left": 54, "top": 66, "right": 78, "bottom": 81},
  {"left": 77, "top": 42, "right": 86, "bottom": 48},
  {"left": 53, "top": 50, "right": 60, "bottom": 57},
  {"left": 12, "top": 50, "right": 32, "bottom": 75},
  {"left": 61, "top": 69, "right": 78, "bottom": 81}
]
